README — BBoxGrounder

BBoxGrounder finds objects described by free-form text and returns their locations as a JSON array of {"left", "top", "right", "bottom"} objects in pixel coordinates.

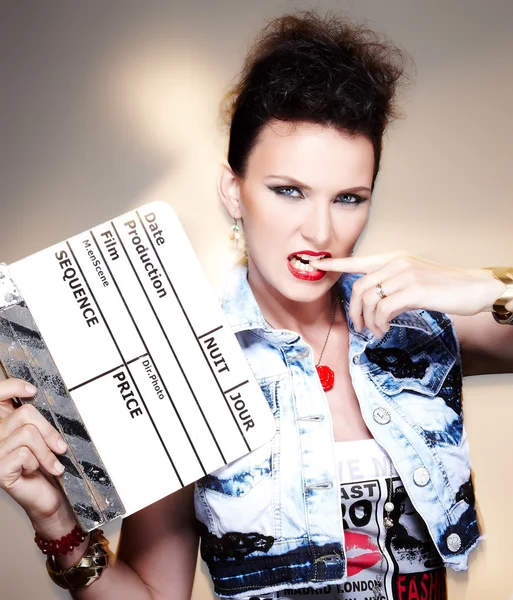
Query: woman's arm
[
  {"left": 451, "top": 312, "right": 513, "bottom": 376},
  {"left": 51, "top": 484, "right": 199, "bottom": 600},
  {"left": 312, "top": 252, "right": 513, "bottom": 375},
  {"left": 0, "top": 377, "right": 199, "bottom": 600},
  {"left": 64, "top": 484, "right": 199, "bottom": 600},
  {"left": 116, "top": 484, "right": 200, "bottom": 600}
]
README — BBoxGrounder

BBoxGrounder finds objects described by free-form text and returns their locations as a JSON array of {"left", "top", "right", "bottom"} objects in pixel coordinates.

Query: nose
[{"left": 300, "top": 203, "right": 332, "bottom": 247}]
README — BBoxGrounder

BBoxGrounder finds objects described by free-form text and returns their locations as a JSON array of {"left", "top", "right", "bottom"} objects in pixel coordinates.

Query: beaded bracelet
[
  {"left": 34, "top": 524, "right": 88, "bottom": 556},
  {"left": 46, "top": 529, "right": 110, "bottom": 590}
]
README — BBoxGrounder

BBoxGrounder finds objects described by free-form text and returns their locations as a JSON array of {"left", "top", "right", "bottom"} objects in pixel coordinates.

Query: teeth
[
  {"left": 290, "top": 257, "right": 316, "bottom": 272},
  {"left": 295, "top": 253, "right": 327, "bottom": 262}
]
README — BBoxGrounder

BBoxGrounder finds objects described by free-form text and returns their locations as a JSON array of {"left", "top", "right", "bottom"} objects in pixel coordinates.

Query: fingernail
[
  {"left": 57, "top": 438, "right": 67, "bottom": 452},
  {"left": 54, "top": 460, "right": 65, "bottom": 474},
  {"left": 25, "top": 384, "right": 37, "bottom": 395}
]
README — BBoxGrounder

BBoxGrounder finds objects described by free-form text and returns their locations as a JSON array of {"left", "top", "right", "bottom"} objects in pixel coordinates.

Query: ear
[{"left": 217, "top": 162, "right": 242, "bottom": 219}]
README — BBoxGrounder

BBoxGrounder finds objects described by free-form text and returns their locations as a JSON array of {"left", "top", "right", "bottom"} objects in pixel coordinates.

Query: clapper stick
[{"left": 0, "top": 264, "right": 125, "bottom": 531}]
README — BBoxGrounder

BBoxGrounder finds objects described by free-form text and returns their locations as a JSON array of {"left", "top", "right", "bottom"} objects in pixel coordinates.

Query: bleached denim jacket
[{"left": 194, "top": 265, "right": 480, "bottom": 598}]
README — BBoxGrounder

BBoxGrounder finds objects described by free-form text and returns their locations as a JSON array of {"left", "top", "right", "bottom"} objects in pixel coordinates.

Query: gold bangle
[
  {"left": 484, "top": 267, "right": 513, "bottom": 325},
  {"left": 46, "top": 529, "right": 111, "bottom": 590}
]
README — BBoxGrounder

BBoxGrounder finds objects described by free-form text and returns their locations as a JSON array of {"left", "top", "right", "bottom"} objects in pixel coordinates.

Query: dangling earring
[
  {"left": 229, "top": 216, "right": 241, "bottom": 243},
  {"left": 229, "top": 215, "right": 245, "bottom": 253}
]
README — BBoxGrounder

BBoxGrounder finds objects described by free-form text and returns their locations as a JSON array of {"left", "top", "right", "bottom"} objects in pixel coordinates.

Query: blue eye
[
  {"left": 336, "top": 193, "right": 367, "bottom": 205},
  {"left": 269, "top": 186, "right": 368, "bottom": 205},
  {"left": 269, "top": 186, "right": 304, "bottom": 199}
]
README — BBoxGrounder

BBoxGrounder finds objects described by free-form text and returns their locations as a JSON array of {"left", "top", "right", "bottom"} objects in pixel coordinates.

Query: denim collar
[{"left": 220, "top": 264, "right": 432, "bottom": 337}]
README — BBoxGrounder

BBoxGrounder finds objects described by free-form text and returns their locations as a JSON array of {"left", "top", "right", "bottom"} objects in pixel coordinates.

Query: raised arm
[
  {"left": 0, "top": 377, "right": 199, "bottom": 600},
  {"left": 69, "top": 484, "right": 199, "bottom": 600},
  {"left": 311, "top": 253, "right": 513, "bottom": 376},
  {"left": 451, "top": 312, "right": 513, "bottom": 376},
  {"left": 115, "top": 485, "right": 200, "bottom": 600}
]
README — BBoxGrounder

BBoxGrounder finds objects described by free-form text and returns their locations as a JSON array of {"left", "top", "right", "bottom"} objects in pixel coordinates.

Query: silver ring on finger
[{"left": 376, "top": 283, "right": 387, "bottom": 300}]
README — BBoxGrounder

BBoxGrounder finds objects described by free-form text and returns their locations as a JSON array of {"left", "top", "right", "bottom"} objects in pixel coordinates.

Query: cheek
[
  {"left": 355, "top": 209, "right": 371, "bottom": 236},
  {"left": 336, "top": 208, "right": 370, "bottom": 246},
  {"left": 240, "top": 188, "right": 287, "bottom": 235},
  {"left": 239, "top": 206, "right": 278, "bottom": 256},
  {"left": 242, "top": 208, "right": 281, "bottom": 238}
]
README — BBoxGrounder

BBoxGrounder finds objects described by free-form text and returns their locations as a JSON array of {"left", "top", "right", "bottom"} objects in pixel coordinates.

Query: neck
[{"left": 247, "top": 261, "right": 340, "bottom": 336}]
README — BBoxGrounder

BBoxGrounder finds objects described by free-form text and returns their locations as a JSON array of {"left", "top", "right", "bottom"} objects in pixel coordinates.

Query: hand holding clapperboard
[{"left": 0, "top": 201, "right": 275, "bottom": 530}]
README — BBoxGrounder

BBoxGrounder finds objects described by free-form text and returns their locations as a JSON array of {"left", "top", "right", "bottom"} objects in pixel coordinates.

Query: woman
[{"left": 0, "top": 12, "right": 512, "bottom": 600}]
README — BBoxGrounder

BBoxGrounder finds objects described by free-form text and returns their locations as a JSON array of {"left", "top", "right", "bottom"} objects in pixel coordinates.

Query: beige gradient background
[{"left": 0, "top": 1, "right": 512, "bottom": 598}]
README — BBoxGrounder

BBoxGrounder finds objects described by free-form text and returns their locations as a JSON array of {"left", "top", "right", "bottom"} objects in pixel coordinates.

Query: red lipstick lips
[{"left": 287, "top": 250, "right": 331, "bottom": 282}]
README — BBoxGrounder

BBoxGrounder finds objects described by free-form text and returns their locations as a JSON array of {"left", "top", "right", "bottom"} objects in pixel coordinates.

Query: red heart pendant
[{"left": 316, "top": 365, "right": 335, "bottom": 391}]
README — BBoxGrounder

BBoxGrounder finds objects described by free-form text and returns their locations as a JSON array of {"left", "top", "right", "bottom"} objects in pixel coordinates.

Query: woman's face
[{"left": 236, "top": 120, "right": 374, "bottom": 304}]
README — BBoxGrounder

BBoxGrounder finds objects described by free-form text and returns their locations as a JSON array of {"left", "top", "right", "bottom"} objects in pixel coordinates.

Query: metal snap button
[
  {"left": 313, "top": 554, "right": 341, "bottom": 566},
  {"left": 413, "top": 467, "right": 430, "bottom": 487},
  {"left": 373, "top": 407, "right": 391, "bottom": 425},
  {"left": 321, "top": 554, "right": 340, "bottom": 565},
  {"left": 352, "top": 354, "right": 361, "bottom": 364},
  {"left": 306, "top": 481, "right": 333, "bottom": 490},
  {"left": 298, "top": 415, "right": 325, "bottom": 422},
  {"left": 447, "top": 533, "right": 462, "bottom": 553}
]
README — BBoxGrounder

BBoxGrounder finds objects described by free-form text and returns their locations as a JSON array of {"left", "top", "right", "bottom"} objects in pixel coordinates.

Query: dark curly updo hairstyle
[{"left": 223, "top": 12, "right": 408, "bottom": 185}]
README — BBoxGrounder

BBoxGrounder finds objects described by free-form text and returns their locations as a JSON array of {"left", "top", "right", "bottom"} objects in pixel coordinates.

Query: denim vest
[{"left": 194, "top": 265, "right": 480, "bottom": 598}]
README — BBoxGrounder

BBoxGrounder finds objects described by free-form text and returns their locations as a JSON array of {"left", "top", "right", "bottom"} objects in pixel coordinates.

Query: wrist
[
  {"left": 473, "top": 268, "right": 506, "bottom": 313},
  {"left": 30, "top": 502, "right": 77, "bottom": 540},
  {"left": 482, "top": 266, "right": 513, "bottom": 324},
  {"left": 31, "top": 505, "right": 93, "bottom": 570}
]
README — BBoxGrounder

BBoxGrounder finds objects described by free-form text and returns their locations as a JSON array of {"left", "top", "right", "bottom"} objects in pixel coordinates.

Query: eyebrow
[{"left": 264, "top": 175, "right": 371, "bottom": 195}]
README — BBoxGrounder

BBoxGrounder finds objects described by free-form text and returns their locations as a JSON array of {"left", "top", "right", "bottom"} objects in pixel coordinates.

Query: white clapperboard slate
[{"left": 9, "top": 201, "right": 276, "bottom": 517}]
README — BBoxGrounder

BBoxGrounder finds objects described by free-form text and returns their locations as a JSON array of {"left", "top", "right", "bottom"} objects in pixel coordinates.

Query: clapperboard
[{"left": 0, "top": 202, "right": 275, "bottom": 531}]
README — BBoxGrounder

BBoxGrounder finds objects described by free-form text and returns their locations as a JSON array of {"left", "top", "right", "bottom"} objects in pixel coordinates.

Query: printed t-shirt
[{"left": 237, "top": 439, "right": 447, "bottom": 600}]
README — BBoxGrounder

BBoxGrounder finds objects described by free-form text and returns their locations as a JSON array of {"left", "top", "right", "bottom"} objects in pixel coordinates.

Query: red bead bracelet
[{"left": 34, "top": 524, "right": 87, "bottom": 556}]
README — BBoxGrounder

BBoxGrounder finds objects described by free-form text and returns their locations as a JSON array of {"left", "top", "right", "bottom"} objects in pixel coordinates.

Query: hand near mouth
[
  {"left": 310, "top": 251, "right": 505, "bottom": 339},
  {"left": 309, "top": 253, "right": 392, "bottom": 274}
]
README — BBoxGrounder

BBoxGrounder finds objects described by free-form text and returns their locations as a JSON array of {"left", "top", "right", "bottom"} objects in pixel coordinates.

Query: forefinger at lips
[
  {"left": 0, "top": 379, "right": 37, "bottom": 419},
  {"left": 312, "top": 253, "right": 401, "bottom": 274}
]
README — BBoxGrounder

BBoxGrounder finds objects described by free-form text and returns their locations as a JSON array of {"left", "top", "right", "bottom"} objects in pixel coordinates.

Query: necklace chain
[
  {"left": 374, "top": 455, "right": 394, "bottom": 599},
  {"left": 263, "top": 293, "right": 340, "bottom": 367},
  {"left": 316, "top": 294, "right": 339, "bottom": 367}
]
